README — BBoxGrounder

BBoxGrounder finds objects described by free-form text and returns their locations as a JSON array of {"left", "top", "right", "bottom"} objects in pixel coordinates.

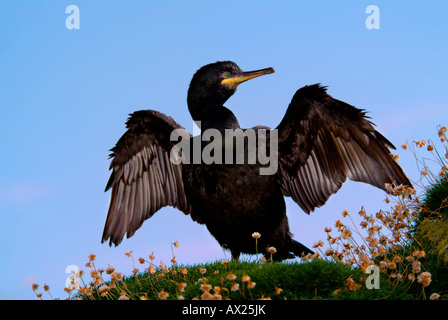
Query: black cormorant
[{"left": 102, "top": 61, "right": 412, "bottom": 260}]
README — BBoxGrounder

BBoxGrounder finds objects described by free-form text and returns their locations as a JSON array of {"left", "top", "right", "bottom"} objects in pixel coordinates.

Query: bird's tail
[{"left": 288, "top": 239, "right": 314, "bottom": 258}]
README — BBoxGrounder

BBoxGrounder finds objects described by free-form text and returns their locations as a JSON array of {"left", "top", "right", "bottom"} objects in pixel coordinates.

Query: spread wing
[
  {"left": 102, "top": 110, "right": 192, "bottom": 246},
  {"left": 276, "top": 84, "right": 412, "bottom": 214}
]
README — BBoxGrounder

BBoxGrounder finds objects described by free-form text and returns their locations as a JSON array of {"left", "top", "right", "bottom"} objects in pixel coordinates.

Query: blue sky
[{"left": 0, "top": 1, "right": 447, "bottom": 299}]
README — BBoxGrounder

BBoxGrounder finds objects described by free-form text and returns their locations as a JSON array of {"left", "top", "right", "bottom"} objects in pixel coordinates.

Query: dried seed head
[
  {"left": 412, "top": 260, "right": 421, "bottom": 274},
  {"left": 226, "top": 273, "right": 237, "bottom": 281},
  {"left": 201, "top": 292, "right": 213, "bottom": 300},
  {"left": 313, "top": 241, "right": 324, "bottom": 248},
  {"left": 252, "top": 232, "right": 261, "bottom": 239},
  {"left": 231, "top": 283, "right": 240, "bottom": 292},
  {"left": 98, "top": 285, "right": 110, "bottom": 294},
  {"left": 147, "top": 265, "right": 156, "bottom": 274},
  {"left": 179, "top": 268, "right": 188, "bottom": 275},
  {"left": 178, "top": 283, "right": 187, "bottom": 292},
  {"left": 158, "top": 289, "right": 169, "bottom": 300},
  {"left": 200, "top": 283, "right": 212, "bottom": 293},
  {"left": 241, "top": 274, "right": 251, "bottom": 282},
  {"left": 430, "top": 293, "right": 440, "bottom": 300},
  {"left": 267, "top": 247, "right": 277, "bottom": 254},
  {"left": 417, "top": 272, "right": 432, "bottom": 287}
]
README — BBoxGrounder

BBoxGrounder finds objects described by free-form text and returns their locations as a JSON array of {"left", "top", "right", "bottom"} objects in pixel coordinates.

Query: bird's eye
[{"left": 224, "top": 72, "right": 230, "bottom": 78}]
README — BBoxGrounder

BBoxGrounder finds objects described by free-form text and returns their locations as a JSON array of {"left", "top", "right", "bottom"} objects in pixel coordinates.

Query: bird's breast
[{"left": 183, "top": 163, "right": 280, "bottom": 220}]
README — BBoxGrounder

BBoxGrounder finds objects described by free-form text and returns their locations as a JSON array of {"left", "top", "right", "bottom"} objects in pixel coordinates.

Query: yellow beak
[{"left": 221, "top": 67, "right": 275, "bottom": 87}]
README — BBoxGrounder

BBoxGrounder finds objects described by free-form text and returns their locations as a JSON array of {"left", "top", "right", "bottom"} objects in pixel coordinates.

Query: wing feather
[
  {"left": 276, "top": 84, "right": 412, "bottom": 214},
  {"left": 102, "top": 110, "right": 192, "bottom": 246}
]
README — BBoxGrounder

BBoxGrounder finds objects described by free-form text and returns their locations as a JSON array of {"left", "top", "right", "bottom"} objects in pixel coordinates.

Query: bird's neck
[
  {"left": 202, "top": 106, "right": 240, "bottom": 131},
  {"left": 188, "top": 102, "right": 240, "bottom": 131}
]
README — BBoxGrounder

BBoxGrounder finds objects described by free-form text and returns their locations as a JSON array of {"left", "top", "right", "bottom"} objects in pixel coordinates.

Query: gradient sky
[{"left": 1, "top": 0, "right": 447, "bottom": 299}]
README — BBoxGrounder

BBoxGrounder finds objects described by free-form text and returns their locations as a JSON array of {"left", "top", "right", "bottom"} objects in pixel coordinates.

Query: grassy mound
[{"left": 71, "top": 258, "right": 413, "bottom": 300}]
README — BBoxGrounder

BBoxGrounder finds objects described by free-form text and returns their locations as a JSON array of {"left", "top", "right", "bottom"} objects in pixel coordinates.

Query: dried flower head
[
  {"left": 118, "top": 294, "right": 130, "bottom": 300},
  {"left": 226, "top": 273, "right": 237, "bottom": 281},
  {"left": 178, "top": 283, "right": 187, "bottom": 292},
  {"left": 201, "top": 292, "right": 213, "bottom": 300},
  {"left": 200, "top": 283, "right": 212, "bottom": 293},
  {"left": 430, "top": 293, "right": 440, "bottom": 300},
  {"left": 148, "top": 265, "right": 156, "bottom": 274},
  {"left": 252, "top": 232, "right": 261, "bottom": 239},
  {"left": 275, "top": 287, "right": 283, "bottom": 295},
  {"left": 158, "top": 289, "right": 169, "bottom": 300},
  {"left": 313, "top": 241, "right": 324, "bottom": 248},
  {"left": 345, "top": 277, "right": 362, "bottom": 291},
  {"left": 98, "top": 285, "right": 110, "bottom": 295},
  {"left": 231, "top": 283, "right": 240, "bottom": 292},
  {"left": 267, "top": 247, "right": 277, "bottom": 254},
  {"left": 241, "top": 274, "right": 251, "bottom": 282},
  {"left": 417, "top": 272, "right": 432, "bottom": 287},
  {"left": 179, "top": 268, "right": 188, "bottom": 275},
  {"left": 412, "top": 260, "right": 421, "bottom": 274}
]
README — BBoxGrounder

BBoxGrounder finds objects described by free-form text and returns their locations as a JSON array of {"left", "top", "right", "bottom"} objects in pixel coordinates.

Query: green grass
[
  {"left": 411, "top": 172, "right": 448, "bottom": 299},
  {"left": 74, "top": 258, "right": 416, "bottom": 300}
]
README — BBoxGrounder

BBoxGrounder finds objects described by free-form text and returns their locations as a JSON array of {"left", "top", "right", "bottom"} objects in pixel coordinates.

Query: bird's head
[{"left": 187, "top": 61, "right": 275, "bottom": 120}]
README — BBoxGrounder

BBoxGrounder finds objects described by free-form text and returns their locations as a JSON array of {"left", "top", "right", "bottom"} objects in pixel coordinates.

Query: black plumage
[{"left": 102, "top": 61, "right": 412, "bottom": 260}]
